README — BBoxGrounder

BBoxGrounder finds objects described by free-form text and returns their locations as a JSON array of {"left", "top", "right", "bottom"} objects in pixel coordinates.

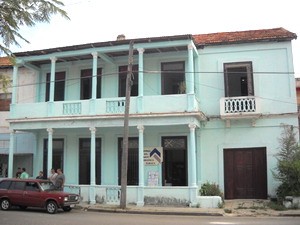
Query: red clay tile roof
[
  {"left": 192, "top": 27, "right": 297, "bottom": 46},
  {"left": 0, "top": 57, "right": 13, "bottom": 67}
]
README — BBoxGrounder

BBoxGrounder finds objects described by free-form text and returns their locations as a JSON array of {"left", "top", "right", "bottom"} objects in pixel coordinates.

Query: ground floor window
[
  {"left": 162, "top": 136, "right": 187, "bottom": 186},
  {"left": 118, "top": 137, "right": 139, "bottom": 185},
  {"left": 43, "top": 139, "right": 64, "bottom": 178},
  {"left": 79, "top": 138, "right": 101, "bottom": 185}
]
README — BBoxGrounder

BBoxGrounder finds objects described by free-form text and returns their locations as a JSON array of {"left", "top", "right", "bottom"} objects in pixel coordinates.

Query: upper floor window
[
  {"left": 161, "top": 61, "right": 185, "bottom": 95},
  {"left": 80, "top": 68, "right": 102, "bottom": 99},
  {"left": 224, "top": 62, "right": 254, "bottom": 97},
  {"left": 46, "top": 72, "right": 65, "bottom": 101},
  {"left": 0, "top": 93, "right": 11, "bottom": 111},
  {"left": 119, "top": 65, "right": 138, "bottom": 97}
]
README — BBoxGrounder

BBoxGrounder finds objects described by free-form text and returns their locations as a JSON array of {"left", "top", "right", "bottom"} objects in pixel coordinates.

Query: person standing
[
  {"left": 54, "top": 168, "right": 65, "bottom": 191},
  {"left": 15, "top": 167, "right": 22, "bottom": 178},
  {"left": 20, "top": 168, "right": 29, "bottom": 179},
  {"left": 48, "top": 168, "right": 57, "bottom": 184}
]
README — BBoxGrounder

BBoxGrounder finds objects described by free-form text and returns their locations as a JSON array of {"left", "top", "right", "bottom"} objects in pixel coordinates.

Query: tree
[
  {"left": 273, "top": 125, "right": 300, "bottom": 199},
  {"left": 0, "top": 0, "right": 69, "bottom": 56}
]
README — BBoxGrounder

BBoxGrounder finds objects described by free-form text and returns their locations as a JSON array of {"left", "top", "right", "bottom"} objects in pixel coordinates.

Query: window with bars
[{"left": 118, "top": 137, "right": 139, "bottom": 185}]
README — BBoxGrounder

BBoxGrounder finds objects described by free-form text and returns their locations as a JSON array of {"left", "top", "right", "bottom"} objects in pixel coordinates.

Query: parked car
[{"left": 0, "top": 178, "right": 80, "bottom": 214}]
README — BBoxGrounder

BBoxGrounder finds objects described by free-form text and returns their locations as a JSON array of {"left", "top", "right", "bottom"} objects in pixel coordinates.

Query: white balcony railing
[
  {"left": 220, "top": 96, "right": 261, "bottom": 119},
  {"left": 10, "top": 94, "right": 199, "bottom": 120}
]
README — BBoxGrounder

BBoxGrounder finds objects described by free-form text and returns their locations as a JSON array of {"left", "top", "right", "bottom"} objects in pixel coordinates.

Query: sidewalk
[{"left": 75, "top": 200, "right": 300, "bottom": 217}]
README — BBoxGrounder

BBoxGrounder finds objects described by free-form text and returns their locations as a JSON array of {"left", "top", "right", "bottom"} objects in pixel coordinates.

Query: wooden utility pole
[{"left": 120, "top": 40, "right": 134, "bottom": 209}]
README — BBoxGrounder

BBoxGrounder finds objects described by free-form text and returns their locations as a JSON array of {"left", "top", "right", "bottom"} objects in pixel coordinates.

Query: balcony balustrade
[
  {"left": 10, "top": 94, "right": 199, "bottom": 120},
  {"left": 220, "top": 96, "right": 261, "bottom": 119}
]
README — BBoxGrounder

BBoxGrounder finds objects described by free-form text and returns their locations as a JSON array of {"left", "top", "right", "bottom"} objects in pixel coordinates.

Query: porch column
[
  {"left": 47, "top": 128, "right": 53, "bottom": 176},
  {"left": 137, "top": 48, "right": 144, "bottom": 113},
  {"left": 188, "top": 123, "right": 197, "bottom": 205},
  {"left": 89, "top": 127, "right": 96, "bottom": 204},
  {"left": 48, "top": 57, "right": 56, "bottom": 116},
  {"left": 8, "top": 130, "right": 15, "bottom": 178},
  {"left": 90, "top": 52, "right": 98, "bottom": 114},
  {"left": 137, "top": 125, "right": 145, "bottom": 206},
  {"left": 49, "top": 57, "right": 57, "bottom": 102},
  {"left": 91, "top": 52, "right": 98, "bottom": 100},
  {"left": 11, "top": 66, "right": 19, "bottom": 104},
  {"left": 187, "top": 44, "right": 195, "bottom": 112}
]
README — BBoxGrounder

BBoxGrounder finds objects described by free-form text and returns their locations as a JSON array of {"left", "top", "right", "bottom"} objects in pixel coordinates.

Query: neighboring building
[
  {"left": 0, "top": 57, "right": 35, "bottom": 179},
  {"left": 7, "top": 27, "right": 298, "bottom": 206},
  {"left": 296, "top": 78, "right": 300, "bottom": 127}
]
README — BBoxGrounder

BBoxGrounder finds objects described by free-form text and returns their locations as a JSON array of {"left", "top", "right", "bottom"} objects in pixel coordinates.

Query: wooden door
[{"left": 224, "top": 148, "right": 267, "bottom": 199}]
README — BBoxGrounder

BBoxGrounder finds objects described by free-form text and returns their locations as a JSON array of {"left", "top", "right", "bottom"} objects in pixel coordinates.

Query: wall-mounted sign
[{"left": 144, "top": 147, "right": 163, "bottom": 165}]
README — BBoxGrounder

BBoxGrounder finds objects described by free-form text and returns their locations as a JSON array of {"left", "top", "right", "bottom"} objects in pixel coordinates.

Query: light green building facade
[{"left": 7, "top": 28, "right": 298, "bottom": 206}]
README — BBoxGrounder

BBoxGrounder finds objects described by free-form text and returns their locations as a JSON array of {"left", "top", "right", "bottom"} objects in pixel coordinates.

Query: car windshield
[{"left": 39, "top": 181, "right": 56, "bottom": 191}]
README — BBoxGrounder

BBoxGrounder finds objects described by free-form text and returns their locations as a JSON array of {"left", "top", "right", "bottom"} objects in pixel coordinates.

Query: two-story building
[{"left": 6, "top": 27, "right": 298, "bottom": 206}]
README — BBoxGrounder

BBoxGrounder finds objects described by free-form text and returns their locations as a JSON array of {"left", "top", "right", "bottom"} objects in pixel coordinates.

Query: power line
[{"left": 2, "top": 69, "right": 300, "bottom": 106}]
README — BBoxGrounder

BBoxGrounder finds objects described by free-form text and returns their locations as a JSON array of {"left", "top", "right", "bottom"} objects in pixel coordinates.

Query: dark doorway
[
  {"left": 43, "top": 139, "right": 64, "bottom": 178},
  {"left": 79, "top": 138, "right": 101, "bottom": 185},
  {"left": 224, "top": 147, "right": 267, "bottom": 199},
  {"left": 118, "top": 137, "right": 139, "bottom": 185},
  {"left": 162, "top": 136, "right": 187, "bottom": 186}
]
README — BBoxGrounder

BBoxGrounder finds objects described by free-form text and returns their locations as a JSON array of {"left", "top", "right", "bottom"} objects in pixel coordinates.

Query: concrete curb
[
  {"left": 75, "top": 205, "right": 224, "bottom": 217},
  {"left": 74, "top": 205, "right": 300, "bottom": 217}
]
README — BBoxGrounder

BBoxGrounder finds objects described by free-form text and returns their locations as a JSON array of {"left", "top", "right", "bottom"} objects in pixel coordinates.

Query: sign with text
[{"left": 144, "top": 147, "right": 163, "bottom": 165}]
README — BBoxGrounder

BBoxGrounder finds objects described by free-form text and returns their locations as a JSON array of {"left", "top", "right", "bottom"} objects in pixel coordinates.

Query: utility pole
[{"left": 120, "top": 40, "right": 134, "bottom": 209}]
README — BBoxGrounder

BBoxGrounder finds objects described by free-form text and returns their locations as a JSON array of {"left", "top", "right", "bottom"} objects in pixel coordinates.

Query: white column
[
  {"left": 187, "top": 44, "right": 195, "bottom": 112},
  {"left": 47, "top": 128, "right": 53, "bottom": 175},
  {"left": 8, "top": 130, "right": 15, "bottom": 178},
  {"left": 137, "top": 48, "right": 144, "bottom": 113},
  {"left": 187, "top": 44, "right": 195, "bottom": 94},
  {"left": 49, "top": 57, "right": 57, "bottom": 102},
  {"left": 91, "top": 52, "right": 98, "bottom": 100},
  {"left": 137, "top": 125, "right": 144, "bottom": 206},
  {"left": 89, "top": 127, "right": 96, "bottom": 204},
  {"left": 188, "top": 123, "right": 197, "bottom": 206},
  {"left": 11, "top": 66, "right": 19, "bottom": 104}
]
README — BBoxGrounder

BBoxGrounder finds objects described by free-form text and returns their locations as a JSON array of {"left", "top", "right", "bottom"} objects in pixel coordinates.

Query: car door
[
  {"left": 8, "top": 181, "right": 26, "bottom": 206},
  {"left": 23, "top": 181, "right": 44, "bottom": 207}
]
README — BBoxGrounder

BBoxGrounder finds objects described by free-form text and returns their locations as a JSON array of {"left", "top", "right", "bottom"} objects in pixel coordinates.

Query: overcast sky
[{"left": 11, "top": 0, "right": 300, "bottom": 77}]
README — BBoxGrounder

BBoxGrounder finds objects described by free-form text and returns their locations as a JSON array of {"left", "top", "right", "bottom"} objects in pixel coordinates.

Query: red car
[{"left": 0, "top": 178, "right": 80, "bottom": 214}]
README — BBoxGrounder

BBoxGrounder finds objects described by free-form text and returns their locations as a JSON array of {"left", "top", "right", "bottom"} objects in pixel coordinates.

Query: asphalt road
[{"left": 0, "top": 208, "right": 299, "bottom": 225}]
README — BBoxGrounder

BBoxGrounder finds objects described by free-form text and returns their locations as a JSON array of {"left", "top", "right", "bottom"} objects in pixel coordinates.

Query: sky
[{"left": 10, "top": 0, "right": 300, "bottom": 77}]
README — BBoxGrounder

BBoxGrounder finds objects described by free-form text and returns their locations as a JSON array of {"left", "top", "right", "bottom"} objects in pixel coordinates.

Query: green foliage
[
  {"left": 199, "top": 181, "right": 224, "bottom": 200},
  {"left": 0, "top": 0, "right": 69, "bottom": 55},
  {"left": 273, "top": 126, "right": 300, "bottom": 198},
  {"left": 0, "top": 74, "right": 11, "bottom": 93}
]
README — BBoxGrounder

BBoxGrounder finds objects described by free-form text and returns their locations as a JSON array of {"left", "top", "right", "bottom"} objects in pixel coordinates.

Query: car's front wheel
[
  {"left": 46, "top": 201, "right": 58, "bottom": 214},
  {"left": 62, "top": 206, "right": 72, "bottom": 212},
  {"left": 0, "top": 199, "right": 11, "bottom": 210}
]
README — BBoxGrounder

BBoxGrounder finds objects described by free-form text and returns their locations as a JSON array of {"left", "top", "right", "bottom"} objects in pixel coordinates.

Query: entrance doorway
[
  {"left": 162, "top": 136, "right": 187, "bottom": 186},
  {"left": 224, "top": 147, "right": 267, "bottom": 199}
]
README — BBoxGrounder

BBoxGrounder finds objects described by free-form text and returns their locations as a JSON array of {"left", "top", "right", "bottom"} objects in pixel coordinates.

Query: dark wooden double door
[{"left": 224, "top": 147, "right": 267, "bottom": 199}]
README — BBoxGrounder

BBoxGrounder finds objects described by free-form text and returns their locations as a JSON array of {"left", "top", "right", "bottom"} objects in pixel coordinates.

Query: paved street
[{"left": 0, "top": 208, "right": 300, "bottom": 225}]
